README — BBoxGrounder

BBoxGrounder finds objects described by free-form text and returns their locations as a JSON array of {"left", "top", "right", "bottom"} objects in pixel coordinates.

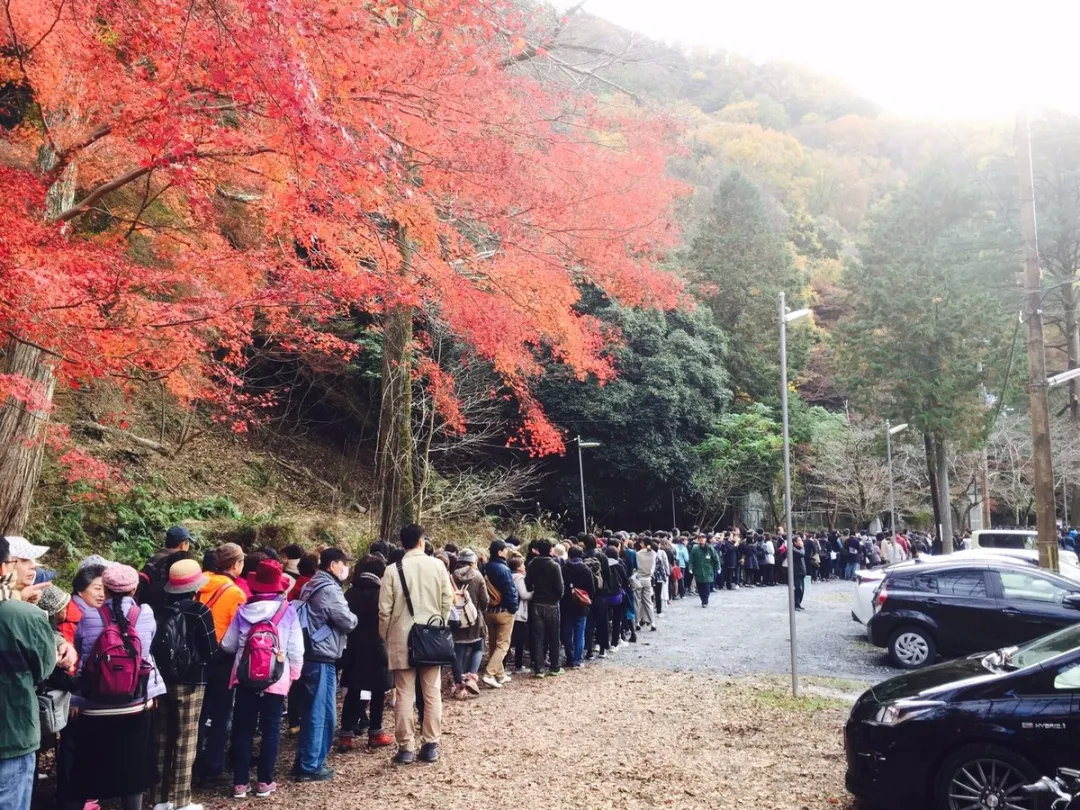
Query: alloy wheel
[{"left": 947, "top": 758, "right": 1035, "bottom": 810}]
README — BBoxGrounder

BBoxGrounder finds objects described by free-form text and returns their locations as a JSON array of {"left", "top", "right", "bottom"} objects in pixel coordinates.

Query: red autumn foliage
[{"left": 1, "top": 0, "right": 684, "bottom": 457}]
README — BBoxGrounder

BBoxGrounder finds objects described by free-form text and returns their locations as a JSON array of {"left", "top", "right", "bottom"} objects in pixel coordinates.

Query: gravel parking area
[{"left": 608, "top": 578, "right": 897, "bottom": 689}]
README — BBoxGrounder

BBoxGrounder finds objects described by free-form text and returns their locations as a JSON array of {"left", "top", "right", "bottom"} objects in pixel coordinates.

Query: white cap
[{"left": 5, "top": 536, "right": 49, "bottom": 560}]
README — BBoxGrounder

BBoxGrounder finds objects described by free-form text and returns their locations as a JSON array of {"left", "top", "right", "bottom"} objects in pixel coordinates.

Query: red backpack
[
  {"left": 83, "top": 605, "right": 149, "bottom": 704},
  {"left": 235, "top": 600, "right": 289, "bottom": 692}
]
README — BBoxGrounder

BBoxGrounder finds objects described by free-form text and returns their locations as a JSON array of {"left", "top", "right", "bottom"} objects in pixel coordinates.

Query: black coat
[
  {"left": 561, "top": 559, "right": 596, "bottom": 619},
  {"left": 342, "top": 573, "right": 392, "bottom": 692}
]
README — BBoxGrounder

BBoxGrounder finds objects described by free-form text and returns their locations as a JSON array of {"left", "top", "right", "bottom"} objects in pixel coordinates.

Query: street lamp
[
  {"left": 779, "top": 292, "right": 812, "bottom": 697},
  {"left": 575, "top": 436, "right": 601, "bottom": 535},
  {"left": 886, "top": 421, "right": 908, "bottom": 542}
]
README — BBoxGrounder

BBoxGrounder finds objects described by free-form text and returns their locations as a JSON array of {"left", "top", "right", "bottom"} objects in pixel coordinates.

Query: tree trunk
[
  {"left": 924, "top": 432, "right": 942, "bottom": 542},
  {"left": 934, "top": 434, "right": 954, "bottom": 553},
  {"left": 0, "top": 341, "right": 57, "bottom": 534},
  {"left": 1064, "top": 283, "right": 1080, "bottom": 423},
  {"left": 376, "top": 297, "right": 416, "bottom": 542}
]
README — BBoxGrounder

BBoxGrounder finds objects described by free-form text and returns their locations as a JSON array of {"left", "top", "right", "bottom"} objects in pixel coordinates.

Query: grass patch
[{"left": 754, "top": 686, "right": 850, "bottom": 713}]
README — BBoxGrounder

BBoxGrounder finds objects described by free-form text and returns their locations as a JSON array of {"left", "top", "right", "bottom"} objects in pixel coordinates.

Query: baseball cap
[{"left": 5, "top": 536, "right": 49, "bottom": 560}]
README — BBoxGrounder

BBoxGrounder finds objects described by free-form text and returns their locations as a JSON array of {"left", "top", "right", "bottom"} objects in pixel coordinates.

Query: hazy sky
[{"left": 556, "top": 0, "right": 1080, "bottom": 118}]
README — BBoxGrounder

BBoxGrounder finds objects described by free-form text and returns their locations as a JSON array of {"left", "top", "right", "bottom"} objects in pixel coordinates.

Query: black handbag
[{"left": 396, "top": 560, "right": 455, "bottom": 667}]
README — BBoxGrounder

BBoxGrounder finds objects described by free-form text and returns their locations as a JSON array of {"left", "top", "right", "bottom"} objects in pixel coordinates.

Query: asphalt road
[{"left": 605, "top": 577, "right": 897, "bottom": 687}]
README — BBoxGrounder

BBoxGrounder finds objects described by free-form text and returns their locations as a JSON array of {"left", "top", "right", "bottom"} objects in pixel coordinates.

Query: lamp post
[
  {"left": 780, "top": 292, "right": 812, "bottom": 697},
  {"left": 886, "top": 421, "right": 908, "bottom": 541},
  {"left": 575, "top": 436, "right": 601, "bottom": 535}
]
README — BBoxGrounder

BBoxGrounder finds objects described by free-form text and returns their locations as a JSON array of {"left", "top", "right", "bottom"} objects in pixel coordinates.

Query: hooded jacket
[
  {"left": 221, "top": 597, "right": 303, "bottom": 696},
  {"left": 297, "top": 569, "right": 357, "bottom": 663},
  {"left": 451, "top": 565, "right": 489, "bottom": 643}
]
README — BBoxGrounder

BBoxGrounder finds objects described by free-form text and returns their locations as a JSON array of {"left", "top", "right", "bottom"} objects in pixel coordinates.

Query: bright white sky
[{"left": 556, "top": 0, "right": 1080, "bottom": 118}]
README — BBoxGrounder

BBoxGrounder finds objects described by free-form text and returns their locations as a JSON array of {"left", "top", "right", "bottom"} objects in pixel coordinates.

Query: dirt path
[{"left": 198, "top": 666, "right": 856, "bottom": 810}]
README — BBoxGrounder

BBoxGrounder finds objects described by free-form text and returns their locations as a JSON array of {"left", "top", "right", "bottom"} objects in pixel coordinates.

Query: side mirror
[{"left": 1064, "top": 594, "right": 1080, "bottom": 610}]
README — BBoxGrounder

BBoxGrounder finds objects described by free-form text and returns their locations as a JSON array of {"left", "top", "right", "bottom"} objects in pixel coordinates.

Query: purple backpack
[
  {"left": 236, "top": 600, "right": 289, "bottom": 691},
  {"left": 83, "top": 605, "right": 149, "bottom": 704}
]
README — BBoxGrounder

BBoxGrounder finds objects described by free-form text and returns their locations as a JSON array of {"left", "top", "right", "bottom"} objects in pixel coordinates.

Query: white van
[{"left": 971, "top": 529, "right": 1038, "bottom": 551}]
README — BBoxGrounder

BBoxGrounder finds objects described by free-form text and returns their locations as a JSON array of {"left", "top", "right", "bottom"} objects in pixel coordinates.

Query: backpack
[
  {"left": 296, "top": 580, "right": 334, "bottom": 656},
  {"left": 448, "top": 582, "right": 479, "bottom": 629},
  {"left": 484, "top": 575, "right": 502, "bottom": 607},
  {"left": 151, "top": 602, "right": 203, "bottom": 684},
  {"left": 83, "top": 605, "right": 149, "bottom": 704},
  {"left": 236, "top": 600, "right": 289, "bottom": 691},
  {"left": 582, "top": 556, "right": 604, "bottom": 594}
]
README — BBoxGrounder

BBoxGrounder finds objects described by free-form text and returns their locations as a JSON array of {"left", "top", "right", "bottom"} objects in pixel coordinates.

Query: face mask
[{"left": 339, "top": 565, "right": 350, "bottom": 582}]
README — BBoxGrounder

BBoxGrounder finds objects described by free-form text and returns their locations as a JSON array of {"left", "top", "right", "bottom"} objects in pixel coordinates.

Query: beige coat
[{"left": 378, "top": 548, "right": 454, "bottom": 670}]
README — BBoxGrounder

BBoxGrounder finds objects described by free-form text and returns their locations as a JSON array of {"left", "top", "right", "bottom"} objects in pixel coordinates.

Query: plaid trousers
[{"left": 155, "top": 682, "right": 205, "bottom": 808}]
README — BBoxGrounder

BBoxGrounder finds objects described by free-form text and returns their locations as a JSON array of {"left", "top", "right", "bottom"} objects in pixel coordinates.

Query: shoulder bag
[{"left": 396, "top": 560, "right": 455, "bottom": 667}]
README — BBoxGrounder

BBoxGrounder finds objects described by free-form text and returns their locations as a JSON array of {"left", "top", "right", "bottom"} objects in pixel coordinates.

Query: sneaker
[
  {"left": 418, "top": 742, "right": 439, "bottom": 763},
  {"left": 368, "top": 730, "right": 394, "bottom": 748},
  {"left": 650, "top": 626, "right": 657, "bottom": 631},
  {"left": 499, "top": 673, "right": 512, "bottom": 684},
  {"left": 392, "top": 749, "right": 415, "bottom": 766},
  {"left": 292, "top": 765, "right": 334, "bottom": 783},
  {"left": 232, "top": 786, "right": 248, "bottom": 800},
  {"left": 533, "top": 671, "right": 546, "bottom": 679},
  {"left": 597, "top": 651, "right": 607, "bottom": 659},
  {"left": 288, "top": 726, "right": 301, "bottom": 736},
  {"left": 480, "top": 674, "right": 502, "bottom": 690},
  {"left": 629, "top": 633, "right": 637, "bottom": 643},
  {"left": 154, "top": 804, "right": 175, "bottom": 810},
  {"left": 176, "top": 805, "right": 204, "bottom": 810},
  {"left": 255, "top": 783, "right": 277, "bottom": 798},
  {"left": 548, "top": 668, "right": 564, "bottom": 677}
]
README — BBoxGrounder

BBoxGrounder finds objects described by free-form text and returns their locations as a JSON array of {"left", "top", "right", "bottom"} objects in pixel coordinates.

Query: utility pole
[{"left": 1017, "top": 111, "right": 1059, "bottom": 572}]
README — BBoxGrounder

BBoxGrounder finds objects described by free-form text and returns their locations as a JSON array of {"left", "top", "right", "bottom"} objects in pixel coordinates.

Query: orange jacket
[{"left": 197, "top": 573, "right": 247, "bottom": 641}]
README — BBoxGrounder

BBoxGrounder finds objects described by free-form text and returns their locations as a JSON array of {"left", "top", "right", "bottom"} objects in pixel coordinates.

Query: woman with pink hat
[
  {"left": 221, "top": 559, "right": 304, "bottom": 799},
  {"left": 64, "top": 564, "right": 165, "bottom": 810}
]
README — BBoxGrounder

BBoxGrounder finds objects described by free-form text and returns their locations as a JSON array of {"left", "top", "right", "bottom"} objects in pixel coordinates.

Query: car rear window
[{"left": 933, "top": 569, "right": 987, "bottom": 597}]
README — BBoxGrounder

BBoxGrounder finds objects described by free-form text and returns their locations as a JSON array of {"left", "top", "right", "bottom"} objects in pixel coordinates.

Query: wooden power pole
[{"left": 1017, "top": 111, "right": 1059, "bottom": 572}]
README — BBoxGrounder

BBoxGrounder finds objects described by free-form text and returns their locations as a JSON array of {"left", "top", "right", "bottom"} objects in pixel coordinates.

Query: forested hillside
[{"left": 3, "top": 0, "right": 1077, "bottom": 568}]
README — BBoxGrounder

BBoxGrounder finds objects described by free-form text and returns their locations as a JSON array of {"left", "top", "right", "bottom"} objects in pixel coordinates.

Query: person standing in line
[
  {"left": 152, "top": 559, "right": 220, "bottom": 810},
  {"left": 449, "top": 549, "right": 489, "bottom": 698},
  {"left": 603, "top": 545, "right": 629, "bottom": 648},
  {"left": 508, "top": 555, "right": 531, "bottom": 671},
  {"left": 651, "top": 541, "right": 669, "bottom": 616},
  {"left": 762, "top": 534, "right": 776, "bottom": 586},
  {"left": 560, "top": 546, "right": 595, "bottom": 668},
  {"left": 633, "top": 540, "right": 657, "bottom": 631},
  {"left": 843, "top": 531, "right": 861, "bottom": 580},
  {"left": 689, "top": 534, "right": 720, "bottom": 608},
  {"left": 720, "top": 534, "right": 737, "bottom": 590},
  {"left": 581, "top": 535, "right": 610, "bottom": 659},
  {"left": 293, "top": 548, "right": 357, "bottom": 782},
  {"left": 673, "top": 537, "right": 690, "bottom": 599},
  {"left": 524, "top": 539, "right": 564, "bottom": 678},
  {"left": 480, "top": 540, "right": 517, "bottom": 689},
  {"left": 193, "top": 543, "right": 246, "bottom": 787},
  {"left": 0, "top": 536, "right": 58, "bottom": 810},
  {"left": 224, "top": 559, "right": 304, "bottom": 799},
  {"left": 339, "top": 555, "right": 394, "bottom": 752},
  {"left": 790, "top": 536, "right": 808, "bottom": 611},
  {"left": 379, "top": 525, "right": 453, "bottom": 765}
]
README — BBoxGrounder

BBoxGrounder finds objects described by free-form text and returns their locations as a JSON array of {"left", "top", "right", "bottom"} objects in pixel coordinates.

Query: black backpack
[
  {"left": 151, "top": 602, "right": 203, "bottom": 684},
  {"left": 582, "top": 555, "right": 605, "bottom": 595}
]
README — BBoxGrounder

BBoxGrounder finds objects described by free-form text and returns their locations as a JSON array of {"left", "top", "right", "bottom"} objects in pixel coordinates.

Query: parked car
[
  {"left": 867, "top": 559, "right": 1080, "bottom": 669},
  {"left": 851, "top": 548, "right": 1080, "bottom": 628},
  {"left": 846, "top": 622, "right": 1080, "bottom": 809}
]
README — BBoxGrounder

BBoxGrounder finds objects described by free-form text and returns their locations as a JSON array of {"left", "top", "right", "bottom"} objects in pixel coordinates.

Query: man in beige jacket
[{"left": 378, "top": 524, "right": 453, "bottom": 765}]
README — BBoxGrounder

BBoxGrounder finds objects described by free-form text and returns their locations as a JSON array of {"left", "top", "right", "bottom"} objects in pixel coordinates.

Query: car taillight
[{"left": 876, "top": 585, "right": 888, "bottom": 606}]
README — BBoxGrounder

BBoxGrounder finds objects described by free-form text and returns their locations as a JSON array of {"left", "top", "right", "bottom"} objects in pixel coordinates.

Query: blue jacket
[{"left": 485, "top": 557, "right": 519, "bottom": 613}]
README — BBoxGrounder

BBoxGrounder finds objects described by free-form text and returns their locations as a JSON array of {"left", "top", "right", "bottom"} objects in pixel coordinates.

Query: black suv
[
  {"left": 867, "top": 559, "right": 1080, "bottom": 668},
  {"left": 846, "top": 623, "right": 1080, "bottom": 809}
]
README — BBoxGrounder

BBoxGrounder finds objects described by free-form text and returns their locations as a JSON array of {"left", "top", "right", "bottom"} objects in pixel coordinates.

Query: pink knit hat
[{"left": 101, "top": 564, "right": 140, "bottom": 594}]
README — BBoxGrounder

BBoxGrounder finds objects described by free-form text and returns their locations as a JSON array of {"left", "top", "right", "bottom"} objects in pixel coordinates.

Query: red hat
[{"left": 246, "top": 559, "right": 289, "bottom": 595}]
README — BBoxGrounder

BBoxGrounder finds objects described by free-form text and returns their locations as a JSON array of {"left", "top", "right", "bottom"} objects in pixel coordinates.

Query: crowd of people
[{"left": 2, "top": 521, "right": 943, "bottom": 810}]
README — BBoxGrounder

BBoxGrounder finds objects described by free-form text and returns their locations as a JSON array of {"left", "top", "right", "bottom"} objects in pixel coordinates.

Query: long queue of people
[{"left": 3, "top": 522, "right": 719, "bottom": 810}]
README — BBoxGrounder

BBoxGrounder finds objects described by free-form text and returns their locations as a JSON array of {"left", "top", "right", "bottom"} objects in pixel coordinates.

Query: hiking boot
[
  {"left": 232, "top": 785, "right": 249, "bottom": 799},
  {"left": 480, "top": 674, "right": 501, "bottom": 690},
  {"left": 255, "top": 782, "right": 277, "bottom": 798},
  {"left": 392, "top": 749, "right": 415, "bottom": 766},
  {"left": 337, "top": 734, "right": 357, "bottom": 753},
  {"left": 368, "top": 730, "right": 394, "bottom": 749},
  {"left": 418, "top": 742, "right": 439, "bottom": 763},
  {"left": 292, "top": 765, "right": 333, "bottom": 783}
]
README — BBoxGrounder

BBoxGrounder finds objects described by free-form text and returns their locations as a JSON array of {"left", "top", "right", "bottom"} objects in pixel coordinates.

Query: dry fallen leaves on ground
[{"left": 197, "top": 666, "right": 857, "bottom": 810}]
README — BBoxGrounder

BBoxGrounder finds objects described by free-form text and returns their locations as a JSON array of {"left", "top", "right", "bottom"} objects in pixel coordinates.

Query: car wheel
[
  {"left": 887, "top": 625, "right": 936, "bottom": 669},
  {"left": 933, "top": 743, "right": 1039, "bottom": 810}
]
